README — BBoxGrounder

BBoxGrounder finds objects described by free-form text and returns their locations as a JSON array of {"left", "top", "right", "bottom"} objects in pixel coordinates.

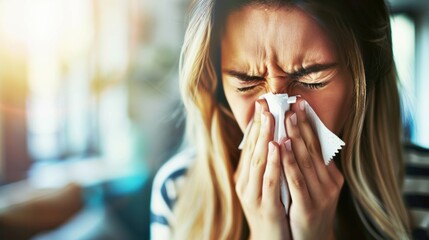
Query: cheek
[
  {"left": 312, "top": 97, "right": 351, "bottom": 135},
  {"left": 307, "top": 76, "right": 353, "bottom": 135},
  {"left": 223, "top": 84, "right": 255, "bottom": 132}
]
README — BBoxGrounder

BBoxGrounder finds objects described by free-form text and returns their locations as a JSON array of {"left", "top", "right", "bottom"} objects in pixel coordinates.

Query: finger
[
  {"left": 285, "top": 111, "right": 321, "bottom": 196},
  {"left": 236, "top": 100, "right": 269, "bottom": 196},
  {"left": 236, "top": 100, "right": 263, "bottom": 183},
  {"left": 248, "top": 111, "right": 274, "bottom": 200},
  {"left": 291, "top": 99, "right": 332, "bottom": 185},
  {"left": 280, "top": 139, "right": 312, "bottom": 209},
  {"left": 235, "top": 123, "right": 254, "bottom": 184},
  {"left": 262, "top": 142, "right": 282, "bottom": 207},
  {"left": 235, "top": 124, "right": 252, "bottom": 182},
  {"left": 242, "top": 99, "right": 269, "bottom": 150},
  {"left": 326, "top": 159, "right": 345, "bottom": 189}
]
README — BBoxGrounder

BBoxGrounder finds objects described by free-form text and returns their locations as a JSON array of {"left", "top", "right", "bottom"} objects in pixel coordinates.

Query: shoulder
[
  {"left": 152, "top": 148, "right": 195, "bottom": 210},
  {"left": 403, "top": 144, "right": 429, "bottom": 238},
  {"left": 150, "top": 148, "right": 195, "bottom": 227}
]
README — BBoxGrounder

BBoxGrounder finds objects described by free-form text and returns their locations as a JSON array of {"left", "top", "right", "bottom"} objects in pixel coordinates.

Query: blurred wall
[
  {"left": 0, "top": 0, "right": 190, "bottom": 185},
  {"left": 0, "top": 33, "right": 31, "bottom": 183}
]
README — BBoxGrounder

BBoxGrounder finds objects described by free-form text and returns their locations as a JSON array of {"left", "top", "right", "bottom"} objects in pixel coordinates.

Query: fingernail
[
  {"left": 269, "top": 142, "right": 275, "bottom": 153},
  {"left": 285, "top": 139, "right": 292, "bottom": 151},
  {"left": 299, "top": 100, "right": 306, "bottom": 111},
  {"left": 290, "top": 113, "right": 297, "bottom": 126}
]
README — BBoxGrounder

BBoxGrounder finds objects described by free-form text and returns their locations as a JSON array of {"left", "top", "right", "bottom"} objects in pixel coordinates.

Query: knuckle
[
  {"left": 285, "top": 155, "right": 297, "bottom": 165},
  {"left": 324, "top": 181, "right": 342, "bottom": 200},
  {"left": 307, "top": 140, "right": 321, "bottom": 157},
  {"left": 251, "top": 155, "right": 264, "bottom": 167},
  {"left": 300, "top": 156, "right": 313, "bottom": 169},
  {"left": 263, "top": 176, "right": 276, "bottom": 189},
  {"left": 292, "top": 176, "right": 306, "bottom": 189}
]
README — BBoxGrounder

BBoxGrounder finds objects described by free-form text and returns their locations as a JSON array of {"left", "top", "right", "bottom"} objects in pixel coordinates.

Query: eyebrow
[
  {"left": 223, "top": 63, "right": 338, "bottom": 81},
  {"left": 287, "top": 63, "right": 338, "bottom": 79},
  {"left": 223, "top": 70, "right": 265, "bottom": 82}
]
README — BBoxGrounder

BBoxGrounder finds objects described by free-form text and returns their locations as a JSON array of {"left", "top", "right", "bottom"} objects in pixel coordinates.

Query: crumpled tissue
[{"left": 238, "top": 93, "right": 345, "bottom": 214}]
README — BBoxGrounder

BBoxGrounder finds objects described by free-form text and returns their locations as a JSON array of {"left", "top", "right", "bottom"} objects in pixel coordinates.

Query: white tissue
[
  {"left": 264, "top": 93, "right": 298, "bottom": 142},
  {"left": 238, "top": 93, "right": 345, "bottom": 214}
]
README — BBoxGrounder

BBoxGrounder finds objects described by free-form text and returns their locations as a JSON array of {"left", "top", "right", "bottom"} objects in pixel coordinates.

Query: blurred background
[{"left": 0, "top": 0, "right": 428, "bottom": 239}]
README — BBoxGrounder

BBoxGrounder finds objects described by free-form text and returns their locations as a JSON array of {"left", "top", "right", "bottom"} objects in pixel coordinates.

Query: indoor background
[{"left": 0, "top": 0, "right": 428, "bottom": 239}]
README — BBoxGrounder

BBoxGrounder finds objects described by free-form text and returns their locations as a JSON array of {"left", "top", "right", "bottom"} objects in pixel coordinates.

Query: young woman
[{"left": 151, "top": 0, "right": 414, "bottom": 239}]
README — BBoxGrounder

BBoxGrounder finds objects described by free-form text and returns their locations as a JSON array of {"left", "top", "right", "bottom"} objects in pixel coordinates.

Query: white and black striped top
[
  {"left": 150, "top": 148, "right": 195, "bottom": 240},
  {"left": 403, "top": 144, "right": 429, "bottom": 239},
  {"left": 150, "top": 145, "right": 429, "bottom": 239}
]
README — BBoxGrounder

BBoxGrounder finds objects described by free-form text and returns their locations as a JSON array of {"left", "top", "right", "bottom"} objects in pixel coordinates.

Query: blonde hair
[{"left": 173, "top": 0, "right": 410, "bottom": 239}]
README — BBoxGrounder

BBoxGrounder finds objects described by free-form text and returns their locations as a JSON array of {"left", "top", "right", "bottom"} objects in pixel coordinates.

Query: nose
[
  {"left": 267, "top": 77, "right": 289, "bottom": 94},
  {"left": 266, "top": 63, "right": 289, "bottom": 94}
]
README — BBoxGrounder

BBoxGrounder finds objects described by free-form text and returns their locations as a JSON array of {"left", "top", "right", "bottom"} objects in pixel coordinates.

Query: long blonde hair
[{"left": 173, "top": 0, "right": 410, "bottom": 239}]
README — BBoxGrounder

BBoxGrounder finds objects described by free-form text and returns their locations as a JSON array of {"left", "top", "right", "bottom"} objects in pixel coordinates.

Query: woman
[{"left": 151, "top": 0, "right": 412, "bottom": 239}]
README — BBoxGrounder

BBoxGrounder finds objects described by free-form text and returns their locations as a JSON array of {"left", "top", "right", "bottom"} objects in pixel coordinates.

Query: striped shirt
[
  {"left": 150, "top": 148, "right": 195, "bottom": 240},
  {"left": 150, "top": 145, "right": 429, "bottom": 239},
  {"left": 403, "top": 144, "right": 429, "bottom": 239}
]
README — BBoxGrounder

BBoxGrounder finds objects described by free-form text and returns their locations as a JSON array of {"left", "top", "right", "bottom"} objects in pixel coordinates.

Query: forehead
[{"left": 221, "top": 5, "right": 338, "bottom": 73}]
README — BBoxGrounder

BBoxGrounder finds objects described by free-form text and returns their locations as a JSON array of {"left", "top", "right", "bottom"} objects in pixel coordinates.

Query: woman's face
[{"left": 221, "top": 5, "right": 353, "bottom": 135}]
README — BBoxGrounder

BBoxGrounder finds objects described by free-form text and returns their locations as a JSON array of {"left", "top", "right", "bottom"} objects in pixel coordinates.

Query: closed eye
[
  {"left": 236, "top": 86, "right": 258, "bottom": 92},
  {"left": 287, "top": 63, "right": 337, "bottom": 79},
  {"left": 297, "top": 81, "right": 328, "bottom": 89},
  {"left": 223, "top": 70, "right": 265, "bottom": 83}
]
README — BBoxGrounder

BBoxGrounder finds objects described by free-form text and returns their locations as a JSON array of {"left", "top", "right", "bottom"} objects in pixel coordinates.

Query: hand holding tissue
[{"left": 239, "top": 92, "right": 345, "bottom": 214}]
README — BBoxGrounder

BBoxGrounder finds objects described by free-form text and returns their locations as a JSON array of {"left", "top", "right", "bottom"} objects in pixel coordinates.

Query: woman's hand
[
  {"left": 235, "top": 98, "right": 343, "bottom": 240},
  {"left": 281, "top": 99, "right": 344, "bottom": 240},
  {"left": 234, "top": 99, "right": 291, "bottom": 240}
]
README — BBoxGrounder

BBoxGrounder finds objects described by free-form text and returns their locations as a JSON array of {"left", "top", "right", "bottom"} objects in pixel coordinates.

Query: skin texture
[
  {"left": 221, "top": 5, "right": 353, "bottom": 134},
  {"left": 221, "top": 5, "right": 353, "bottom": 240}
]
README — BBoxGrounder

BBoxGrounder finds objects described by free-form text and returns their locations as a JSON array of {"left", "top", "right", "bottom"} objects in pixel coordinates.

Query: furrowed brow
[
  {"left": 223, "top": 70, "right": 265, "bottom": 82},
  {"left": 287, "top": 63, "right": 338, "bottom": 78}
]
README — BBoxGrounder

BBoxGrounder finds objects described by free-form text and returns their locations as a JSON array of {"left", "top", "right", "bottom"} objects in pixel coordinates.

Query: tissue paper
[
  {"left": 263, "top": 93, "right": 345, "bottom": 164},
  {"left": 264, "top": 93, "right": 298, "bottom": 142},
  {"left": 238, "top": 93, "right": 345, "bottom": 214}
]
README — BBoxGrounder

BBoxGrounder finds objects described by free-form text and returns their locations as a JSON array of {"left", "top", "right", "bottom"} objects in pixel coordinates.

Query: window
[
  {"left": 391, "top": 7, "right": 429, "bottom": 148},
  {"left": 391, "top": 14, "right": 416, "bottom": 141}
]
